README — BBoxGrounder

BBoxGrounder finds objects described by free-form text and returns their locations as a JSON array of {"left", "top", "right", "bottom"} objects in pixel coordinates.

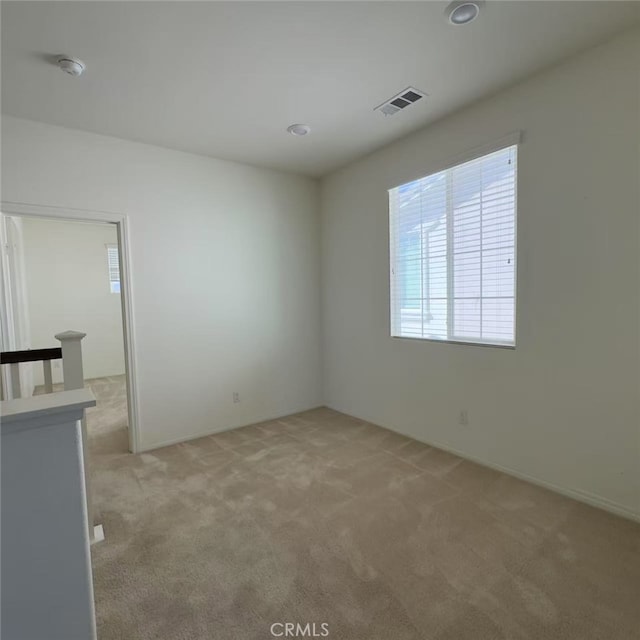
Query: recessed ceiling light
[
  {"left": 446, "top": 1, "right": 480, "bottom": 26},
  {"left": 57, "top": 56, "right": 85, "bottom": 77},
  {"left": 287, "top": 124, "right": 311, "bottom": 136}
]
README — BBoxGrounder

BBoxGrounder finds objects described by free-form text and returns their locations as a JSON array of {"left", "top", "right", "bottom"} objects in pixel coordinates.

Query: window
[
  {"left": 389, "top": 143, "right": 517, "bottom": 346},
  {"left": 106, "top": 244, "right": 121, "bottom": 293}
]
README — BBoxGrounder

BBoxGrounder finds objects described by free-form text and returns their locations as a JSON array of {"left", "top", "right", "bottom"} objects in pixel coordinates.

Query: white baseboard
[
  {"left": 136, "top": 400, "right": 639, "bottom": 524},
  {"left": 326, "top": 404, "right": 640, "bottom": 524},
  {"left": 139, "top": 403, "right": 326, "bottom": 453}
]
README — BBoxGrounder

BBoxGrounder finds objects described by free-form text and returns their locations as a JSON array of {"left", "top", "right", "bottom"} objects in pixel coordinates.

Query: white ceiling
[{"left": 2, "top": 1, "right": 638, "bottom": 177}]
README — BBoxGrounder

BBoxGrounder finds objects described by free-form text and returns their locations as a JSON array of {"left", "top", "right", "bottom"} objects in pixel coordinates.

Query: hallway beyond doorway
[{"left": 36, "top": 375, "right": 129, "bottom": 457}]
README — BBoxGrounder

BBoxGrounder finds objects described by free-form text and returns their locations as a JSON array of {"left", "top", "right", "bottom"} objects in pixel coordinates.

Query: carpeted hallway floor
[{"left": 86, "top": 376, "right": 640, "bottom": 640}]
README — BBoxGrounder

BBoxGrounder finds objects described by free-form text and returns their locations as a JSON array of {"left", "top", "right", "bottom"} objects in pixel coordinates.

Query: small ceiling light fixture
[
  {"left": 287, "top": 124, "right": 311, "bottom": 137},
  {"left": 446, "top": 1, "right": 481, "bottom": 25},
  {"left": 57, "top": 56, "right": 86, "bottom": 77}
]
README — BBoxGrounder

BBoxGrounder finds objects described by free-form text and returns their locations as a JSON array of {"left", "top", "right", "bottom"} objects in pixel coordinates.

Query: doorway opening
[{"left": 0, "top": 203, "right": 140, "bottom": 456}]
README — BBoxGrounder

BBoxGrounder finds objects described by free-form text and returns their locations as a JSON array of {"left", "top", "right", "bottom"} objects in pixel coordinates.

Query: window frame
[{"left": 388, "top": 133, "right": 520, "bottom": 349}]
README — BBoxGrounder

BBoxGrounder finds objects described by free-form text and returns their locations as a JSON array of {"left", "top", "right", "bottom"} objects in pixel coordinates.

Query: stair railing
[
  {"left": 0, "top": 330, "right": 101, "bottom": 543},
  {"left": 0, "top": 346, "right": 61, "bottom": 399}
]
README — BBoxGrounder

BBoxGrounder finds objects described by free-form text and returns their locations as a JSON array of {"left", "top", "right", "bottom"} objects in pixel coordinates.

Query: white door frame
[
  {"left": 0, "top": 215, "right": 34, "bottom": 398},
  {"left": 1, "top": 200, "right": 142, "bottom": 453}
]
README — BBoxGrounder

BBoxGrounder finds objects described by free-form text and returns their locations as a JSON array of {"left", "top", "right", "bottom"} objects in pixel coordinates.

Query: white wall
[
  {"left": 21, "top": 217, "right": 125, "bottom": 385},
  {"left": 1, "top": 118, "right": 321, "bottom": 450},
  {"left": 320, "top": 29, "right": 640, "bottom": 519}
]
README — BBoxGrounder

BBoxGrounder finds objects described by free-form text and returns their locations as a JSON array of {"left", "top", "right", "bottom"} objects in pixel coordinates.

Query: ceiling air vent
[{"left": 374, "top": 87, "right": 426, "bottom": 117}]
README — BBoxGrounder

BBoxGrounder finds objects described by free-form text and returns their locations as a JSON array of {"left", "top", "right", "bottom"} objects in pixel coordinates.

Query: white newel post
[
  {"left": 55, "top": 330, "right": 86, "bottom": 390},
  {"left": 55, "top": 330, "right": 103, "bottom": 544}
]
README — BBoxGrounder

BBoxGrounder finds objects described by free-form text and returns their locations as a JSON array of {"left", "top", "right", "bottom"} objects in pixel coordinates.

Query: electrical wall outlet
[
  {"left": 459, "top": 410, "right": 469, "bottom": 426},
  {"left": 232, "top": 392, "right": 240, "bottom": 404}
]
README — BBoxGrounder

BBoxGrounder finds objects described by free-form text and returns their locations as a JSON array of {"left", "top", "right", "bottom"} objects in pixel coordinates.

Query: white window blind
[
  {"left": 107, "top": 244, "right": 121, "bottom": 294},
  {"left": 389, "top": 143, "right": 517, "bottom": 346}
]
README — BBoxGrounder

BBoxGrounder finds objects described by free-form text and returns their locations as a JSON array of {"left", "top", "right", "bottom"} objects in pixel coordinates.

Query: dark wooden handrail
[{"left": 1, "top": 348, "right": 62, "bottom": 364}]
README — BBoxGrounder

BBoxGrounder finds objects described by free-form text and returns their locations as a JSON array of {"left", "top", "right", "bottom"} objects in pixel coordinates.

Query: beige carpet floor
[{"left": 85, "top": 377, "right": 640, "bottom": 640}]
